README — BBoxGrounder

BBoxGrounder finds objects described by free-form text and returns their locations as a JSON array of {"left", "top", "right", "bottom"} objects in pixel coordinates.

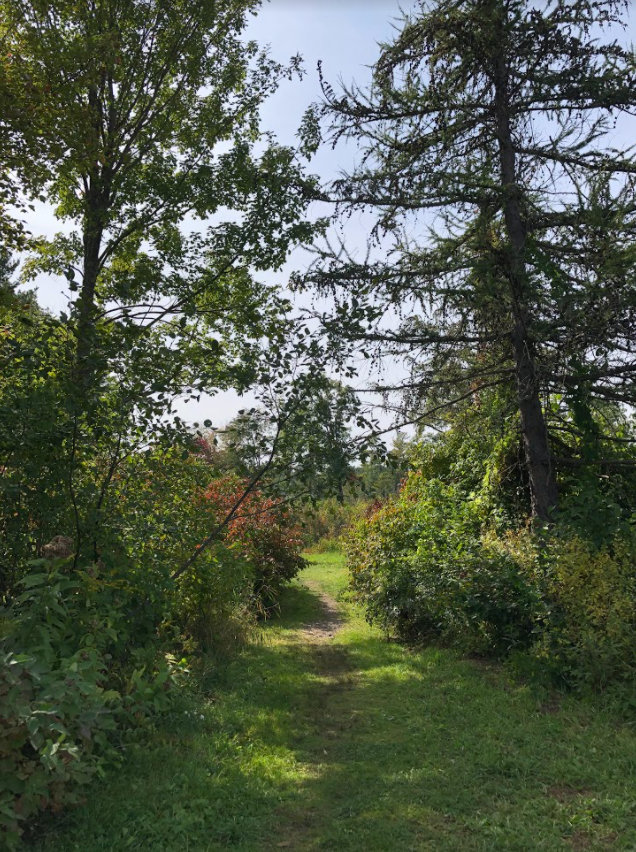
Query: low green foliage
[
  {"left": 175, "top": 544, "right": 253, "bottom": 653},
  {"left": 0, "top": 456, "right": 307, "bottom": 846},
  {"left": 310, "top": 536, "right": 343, "bottom": 554},
  {"left": 347, "top": 464, "right": 636, "bottom": 689},
  {"left": 298, "top": 497, "right": 369, "bottom": 550},
  {"left": 0, "top": 561, "right": 189, "bottom": 848},
  {"left": 347, "top": 474, "right": 546, "bottom": 654},
  {"left": 536, "top": 534, "right": 636, "bottom": 689},
  {"left": 25, "top": 553, "right": 636, "bottom": 852}
]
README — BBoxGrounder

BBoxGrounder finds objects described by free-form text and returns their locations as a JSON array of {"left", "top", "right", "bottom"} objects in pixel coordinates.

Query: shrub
[
  {"left": 0, "top": 451, "right": 305, "bottom": 846},
  {"left": 536, "top": 534, "right": 636, "bottom": 688},
  {"left": 0, "top": 647, "right": 118, "bottom": 848},
  {"left": 311, "top": 537, "right": 342, "bottom": 554},
  {"left": 204, "top": 475, "right": 306, "bottom": 612},
  {"left": 297, "top": 497, "right": 368, "bottom": 549},
  {"left": 347, "top": 468, "right": 636, "bottom": 688},
  {"left": 0, "top": 561, "right": 186, "bottom": 849},
  {"left": 175, "top": 542, "right": 254, "bottom": 651},
  {"left": 347, "top": 475, "right": 545, "bottom": 654}
]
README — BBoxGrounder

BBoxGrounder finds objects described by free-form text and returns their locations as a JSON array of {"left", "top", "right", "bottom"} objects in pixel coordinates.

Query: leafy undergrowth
[{"left": 27, "top": 553, "right": 636, "bottom": 851}]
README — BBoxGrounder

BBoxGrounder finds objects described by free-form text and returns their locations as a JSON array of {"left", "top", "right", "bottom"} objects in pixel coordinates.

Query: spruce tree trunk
[
  {"left": 494, "top": 51, "right": 558, "bottom": 522},
  {"left": 511, "top": 319, "right": 558, "bottom": 521}
]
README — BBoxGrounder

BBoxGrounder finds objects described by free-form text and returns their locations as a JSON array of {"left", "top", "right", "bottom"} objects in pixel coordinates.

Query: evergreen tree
[{"left": 300, "top": 0, "right": 636, "bottom": 521}]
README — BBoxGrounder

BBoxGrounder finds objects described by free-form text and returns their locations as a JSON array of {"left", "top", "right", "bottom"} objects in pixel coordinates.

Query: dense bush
[
  {"left": 0, "top": 560, "right": 187, "bottom": 848},
  {"left": 101, "top": 449, "right": 259, "bottom": 648},
  {"left": 0, "top": 459, "right": 305, "bottom": 847},
  {"left": 347, "top": 475, "right": 545, "bottom": 654},
  {"left": 205, "top": 475, "right": 306, "bottom": 612},
  {"left": 347, "top": 467, "right": 636, "bottom": 688},
  {"left": 298, "top": 497, "right": 368, "bottom": 550},
  {"left": 175, "top": 542, "right": 253, "bottom": 652},
  {"left": 0, "top": 309, "right": 76, "bottom": 598},
  {"left": 537, "top": 534, "right": 636, "bottom": 688},
  {"left": 311, "top": 537, "right": 344, "bottom": 554}
]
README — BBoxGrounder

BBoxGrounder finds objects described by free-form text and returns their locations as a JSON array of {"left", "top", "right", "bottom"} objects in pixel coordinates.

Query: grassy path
[{"left": 32, "top": 553, "right": 636, "bottom": 851}]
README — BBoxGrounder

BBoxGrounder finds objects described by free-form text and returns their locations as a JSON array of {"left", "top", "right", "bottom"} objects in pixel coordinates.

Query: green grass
[{"left": 28, "top": 552, "right": 636, "bottom": 851}]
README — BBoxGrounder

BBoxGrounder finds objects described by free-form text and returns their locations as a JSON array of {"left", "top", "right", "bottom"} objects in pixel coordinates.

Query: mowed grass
[{"left": 28, "top": 553, "right": 636, "bottom": 851}]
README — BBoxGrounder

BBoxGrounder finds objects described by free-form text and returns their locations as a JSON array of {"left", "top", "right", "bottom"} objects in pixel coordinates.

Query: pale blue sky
[{"left": 250, "top": 1, "right": 412, "bottom": 153}]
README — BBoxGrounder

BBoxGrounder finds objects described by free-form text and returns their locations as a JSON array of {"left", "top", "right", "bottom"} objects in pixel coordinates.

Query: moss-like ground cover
[{"left": 30, "top": 553, "right": 636, "bottom": 851}]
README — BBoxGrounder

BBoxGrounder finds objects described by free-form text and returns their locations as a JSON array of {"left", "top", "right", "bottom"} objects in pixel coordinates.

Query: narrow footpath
[{"left": 32, "top": 554, "right": 636, "bottom": 852}]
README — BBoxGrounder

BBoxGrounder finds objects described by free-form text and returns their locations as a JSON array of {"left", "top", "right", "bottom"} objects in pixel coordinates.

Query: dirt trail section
[
  {"left": 297, "top": 579, "right": 343, "bottom": 641},
  {"left": 269, "top": 575, "right": 355, "bottom": 851},
  {"left": 297, "top": 579, "right": 352, "bottom": 684}
]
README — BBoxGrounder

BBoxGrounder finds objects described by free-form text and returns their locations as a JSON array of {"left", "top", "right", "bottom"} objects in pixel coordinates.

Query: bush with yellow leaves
[{"left": 538, "top": 535, "right": 636, "bottom": 687}]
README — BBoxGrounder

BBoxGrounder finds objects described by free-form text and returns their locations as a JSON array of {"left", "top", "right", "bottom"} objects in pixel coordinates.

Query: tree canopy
[
  {"left": 0, "top": 0, "right": 327, "bottom": 570},
  {"left": 299, "top": 0, "right": 636, "bottom": 520}
]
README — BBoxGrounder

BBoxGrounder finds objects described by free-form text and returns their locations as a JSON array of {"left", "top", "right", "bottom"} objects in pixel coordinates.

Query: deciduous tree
[{"left": 0, "top": 0, "right": 322, "bottom": 565}]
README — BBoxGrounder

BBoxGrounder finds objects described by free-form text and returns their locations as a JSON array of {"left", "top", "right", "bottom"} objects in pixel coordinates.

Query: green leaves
[
  {"left": 302, "top": 0, "right": 636, "bottom": 520},
  {"left": 0, "top": 559, "right": 192, "bottom": 848},
  {"left": 0, "top": 0, "right": 326, "bottom": 576}
]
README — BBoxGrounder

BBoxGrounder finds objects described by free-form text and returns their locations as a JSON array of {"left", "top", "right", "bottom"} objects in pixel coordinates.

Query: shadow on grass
[
  {"left": 30, "top": 583, "right": 636, "bottom": 852},
  {"left": 220, "top": 633, "right": 636, "bottom": 852},
  {"left": 267, "top": 582, "right": 327, "bottom": 632}
]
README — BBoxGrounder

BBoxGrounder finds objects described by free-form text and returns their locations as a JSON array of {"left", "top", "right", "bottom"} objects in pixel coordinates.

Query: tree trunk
[
  {"left": 494, "top": 49, "right": 558, "bottom": 522},
  {"left": 74, "top": 80, "right": 111, "bottom": 405},
  {"left": 511, "top": 319, "right": 558, "bottom": 521},
  {"left": 74, "top": 173, "right": 110, "bottom": 405},
  {"left": 69, "top": 167, "right": 111, "bottom": 562},
  {"left": 75, "top": 209, "right": 103, "bottom": 386}
]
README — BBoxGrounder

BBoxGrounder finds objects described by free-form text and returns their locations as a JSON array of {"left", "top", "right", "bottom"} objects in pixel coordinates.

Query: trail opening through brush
[{"left": 33, "top": 553, "right": 636, "bottom": 852}]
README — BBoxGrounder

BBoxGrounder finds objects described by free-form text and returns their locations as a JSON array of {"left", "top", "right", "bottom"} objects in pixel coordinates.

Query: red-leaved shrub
[{"left": 205, "top": 475, "right": 306, "bottom": 612}]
